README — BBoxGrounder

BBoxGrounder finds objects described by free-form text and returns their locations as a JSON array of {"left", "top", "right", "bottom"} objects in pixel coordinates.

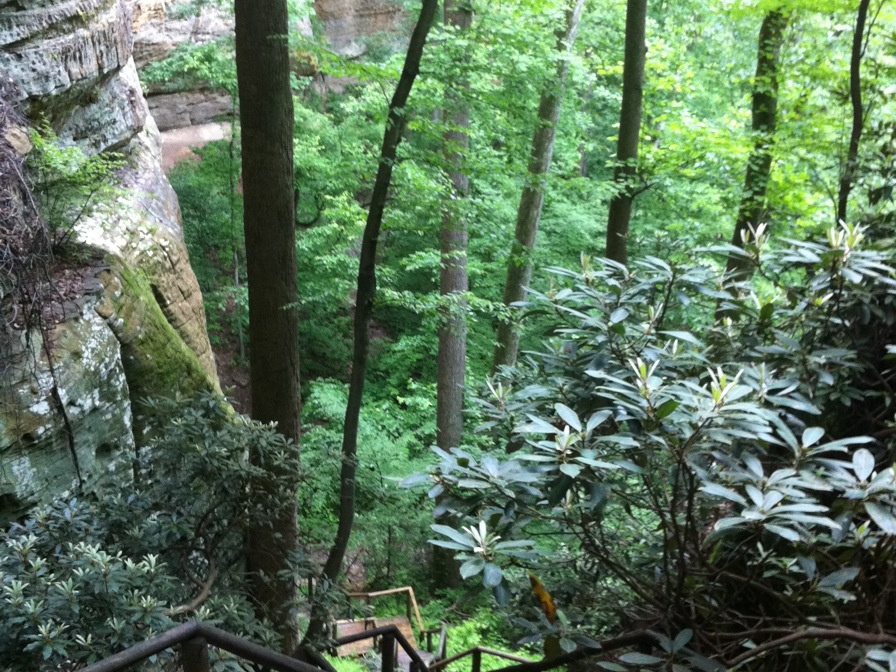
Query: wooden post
[
  {"left": 381, "top": 633, "right": 396, "bottom": 672},
  {"left": 472, "top": 648, "right": 482, "bottom": 672},
  {"left": 181, "top": 637, "right": 210, "bottom": 672}
]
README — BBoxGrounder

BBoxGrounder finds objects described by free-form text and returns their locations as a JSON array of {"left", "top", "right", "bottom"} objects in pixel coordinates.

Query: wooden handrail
[
  {"left": 79, "top": 621, "right": 325, "bottom": 672},
  {"left": 75, "top": 618, "right": 679, "bottom": 672},
  {"left": 335, "top": 624, "right": 431, "bottom": 671},
  {"left": 346, "top": 585, "right": 425, "bottom": 633},
  {"left": 79, "top": 621, "right": 201, "bottom": 672},
  {"left": 429, "top": 645, "right": 531, "bottom": 672},
  {"left": 423, "top": 623, "right": 448, "bottom": 660}
]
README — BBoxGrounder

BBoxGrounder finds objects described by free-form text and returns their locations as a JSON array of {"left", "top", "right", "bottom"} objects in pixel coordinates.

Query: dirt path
[{"left": 160, "top": 121, "right": 231, "bottom": 174}]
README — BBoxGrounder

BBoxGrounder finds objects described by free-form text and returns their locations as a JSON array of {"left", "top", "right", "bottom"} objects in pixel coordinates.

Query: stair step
[
  {"left": 334, "top": 619, "right": 377, "bottom": 657},
  {"left": 373, "top": 617, "right": 417, "bottom": 649}
]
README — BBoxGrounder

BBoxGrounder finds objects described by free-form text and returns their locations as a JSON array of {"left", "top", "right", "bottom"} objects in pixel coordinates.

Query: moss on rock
[{"left": 96, "top": 258, "right": 216, "bottom": 436}]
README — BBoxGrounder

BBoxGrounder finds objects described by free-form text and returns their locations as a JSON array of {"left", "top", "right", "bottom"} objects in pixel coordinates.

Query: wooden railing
[
  {"left": 73, "top": 619, "right": 539, "bottom": 672},
  {"left": 346, "top": 585, "right": 426, "bottom": 633},
  {"left": 77, "top": 620, "right": 327, "bottom": 672},
  {"left": 335, "top": 623, "right": 432, "bottom": 672},
  {"left": 429, "top": 646, "right": 531, "bottom": 672},
  {"left": 78, "top": 620, "right": 666, "bottom": 672}
]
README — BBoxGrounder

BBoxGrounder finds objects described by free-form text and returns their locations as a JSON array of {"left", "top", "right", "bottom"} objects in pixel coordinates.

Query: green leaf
[
  {"left": 559, "top": 637, "right": 577, "bottom": 653},
  {"left": 459, "top": 557, "right": 485, "bottom": 579},
  {"left": 686, "top": 652, "right": 725, "bottom": 671},
  {"left": 492, "top": 581, "right": 510, "bottom": 607},
  {"left": 801, "top": 427, "right": 825, "bottom": 447},
  {"left": 619, "top": 652, "right": 663, "bottom": 665},
  {"left": 576, "top": 457, "right": 619, "bottom": 470},
  {"left": 609, "top": 307, "right": 629, "bottom": 324},
  {"left": 672, "top": 628, "right": 693, "bottom": 653},
  {"left": 555, "top": 403, "right": 581, "bottom": 432},
  {"left": 767, "top": 395, "right": 821, "bottom": 414},
  {"left": 586, "top": 410, "right": 612, "bottom": 434},
  {"left": 483, "top": 563, "right": 503, "bottom": 587},
  {"left": 819, "top": 567, "right": 859, "bottom": 588},
  {"left": 655, "top": 399, "right": 680, "bottom": 420},
  {"left": 429, "top": 540, "right": 472, "bottom": 551},
  {"left": 743, "top": 453, "right": 764, "bottom": 478},
  {"left": 853, "top": 448, "right": 876, "bottom": 481},
  {"left": 765, "top": 524, "right": 800, "bottom": 542},
  {"left": 559, "top": 463, "right": 583, "bottom": 478},
  {"left": 866, "top": 502, "right": 896, "bottom": 535},
  {"left": 700, "top": 482, "right": 747, "bottom": 506},
  {"left": 431, "top": 524, "right": 474, "bottom": 548}
]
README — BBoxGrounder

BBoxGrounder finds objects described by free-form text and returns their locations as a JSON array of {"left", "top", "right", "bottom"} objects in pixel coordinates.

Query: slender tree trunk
[
  {"left": 492, "top": 0, "right": 586, "bottom": 372},
  {"left": 234, "top": 0, "right": 300, "bottom": 652},
  {"left": 303, "top": 0, "right": 439, "bottom": 645},
  {"left": 433, "top": 0, "right": 472, "bottom": 590},
  {"left": 724, "top": 10, "right": 789, "bottom": 280},
  {"left": 604, "top": 0, "right": 647, "bottom": 266},
  {"left": 837, "top": 0, "right": 871, "bottom": 225}
]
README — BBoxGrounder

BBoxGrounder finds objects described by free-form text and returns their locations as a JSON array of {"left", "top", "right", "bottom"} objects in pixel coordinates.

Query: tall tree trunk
[
  {"left": 492, "top": 0, "right": 586, "bottom": 372},
  {"left": 437, "top": 0, "right": 471, "bottom": 459},
  {"left": 724, "top": 10, "right": 789, "bottom": 280},
  {"left": 837, "top": 0, "right": 871, "bottom": 225},
  {"left": 433, "top": 0, "right": 472, "bottom": 590},
  {"left": 604, "top": 0, "right": 648, "bottom": 266},
  {"left": 303, "top": 0, "right": 439, "bottom": 645},
  {"left": 234, "top": 0, "right": 300, "bottom": 652}
]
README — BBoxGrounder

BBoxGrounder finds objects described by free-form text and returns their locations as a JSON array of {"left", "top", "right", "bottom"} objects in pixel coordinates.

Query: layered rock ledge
[{"left": 0, "top": 0, "right": 218, "bottom": 523}]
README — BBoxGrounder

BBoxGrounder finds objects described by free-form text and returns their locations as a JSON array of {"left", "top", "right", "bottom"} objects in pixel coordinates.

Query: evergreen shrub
[{"left": 425, "top": 224, "right": 896, "bottom": 670}]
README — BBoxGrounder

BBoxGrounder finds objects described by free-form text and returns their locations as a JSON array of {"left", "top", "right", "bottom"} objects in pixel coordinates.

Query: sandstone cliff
[
  {"left": 133, "top": 0, "right": 405, "bottom": 130},
  {"left": 0, "top": 0, "right": 218, "bottom": 523}
]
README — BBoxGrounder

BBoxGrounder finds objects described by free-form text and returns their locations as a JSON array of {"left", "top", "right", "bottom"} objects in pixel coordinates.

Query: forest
[{"left": 3, "top": 0, "right": 896, "bottom": 670}]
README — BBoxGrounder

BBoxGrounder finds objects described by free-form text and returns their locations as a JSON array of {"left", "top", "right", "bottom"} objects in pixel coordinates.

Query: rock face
[
  {"left": 147, "top": 89, "right": 231, "bottom": 132},
  {"left": 0, "top": 0, "right": 218, "bottom": 523},
  {"left": 132, "top": 0, "right": 234, "bottom": 130},
  {"left": 313, "top": 0, "right": 406, "bottom": 56},
  {"left": 131, "top": 0, "right": 231, "bottom": 70},
  {"left": 130, "top": 0, "right": 404, "bottom": 130}
]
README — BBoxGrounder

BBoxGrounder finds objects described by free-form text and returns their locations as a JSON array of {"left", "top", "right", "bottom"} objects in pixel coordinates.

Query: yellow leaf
[{"left": 528, "top": 572, "right": 557, "bottom": 624}]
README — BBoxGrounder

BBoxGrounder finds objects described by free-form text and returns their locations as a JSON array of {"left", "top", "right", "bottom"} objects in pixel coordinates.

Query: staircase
[
  {"left": 78, "top": 619, "right": 546, "bottom": 672},
  {"left": 77, "top": 586, "right": 548, "bottom": 672},
  {"left": 332, "top": 586, "right": 442, "bottom": 666}
]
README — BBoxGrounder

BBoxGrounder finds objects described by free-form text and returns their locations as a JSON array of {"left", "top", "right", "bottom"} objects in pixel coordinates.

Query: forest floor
[{"left": 160, "top": 122, "right": 231, "bottom": 173}]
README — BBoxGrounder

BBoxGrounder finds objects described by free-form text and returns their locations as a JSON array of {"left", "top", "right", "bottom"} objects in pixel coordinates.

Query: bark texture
[
  {"left": 724, "top": 10, "right": 789, "bottom": 279},
  {"left": 604, "top": 0, "right": 648, "bottom": 266},
  {"left": 492, "top": 0, "right": 586, "bottom": 372},
  {"left": 234, "top": 0, "right": 300, "bottom": 651},
  {"left": 433, "top": 0, "right": 472, "bottom": 590},
  {"left": 837, "top": 0, "right": 871, "bottom": 225},
  {"left": 437, "top": 0, "right": 472, "bottom": 454}
]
